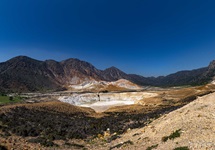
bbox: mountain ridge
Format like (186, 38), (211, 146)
(0, 56), (215, 92)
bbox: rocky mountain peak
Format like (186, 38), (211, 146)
(102, 66), (130, 81)
(45, 59), (58, 64)
(7, 55), (41, 63)
(104, 66), (125, 73)
(208, 60), (215, 70)
(60, 58), (97, 71)
(106, 66), (120, 70)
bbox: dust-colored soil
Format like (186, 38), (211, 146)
(106, 92), (215, 150)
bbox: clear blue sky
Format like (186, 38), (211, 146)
(1, 0), (215, 76)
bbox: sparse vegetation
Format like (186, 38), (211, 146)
(173, 146), (189, 150)
(65, 142), (85, 148)
(146, 144), (158, 150)
(0, 95), (22, 104)
(162, 129), (181, 142)
(0, 101), (176, 147)
(107, 134), (121, 142)
(110, 140), (133, 150)
(27, 137), (57, 147)
(0, 91), (200, 148)
(0, 85), (214, 149)
(9, 96), (14, 101)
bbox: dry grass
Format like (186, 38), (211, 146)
(0, 101), (95, 115)
(105, 104), (146, 114)
(104, 85), (128, 92)
(164, 88), (197, 100)
(106, 85), (214, 115)
(138, 97), (164, 106)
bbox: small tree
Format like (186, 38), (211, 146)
(9, 96), (14, 101)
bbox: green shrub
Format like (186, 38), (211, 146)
(9, 97), (14, 101)
(110, 140), (133, 150)
(161, 136), (169, 142)
(162, 129), (181, 142)
(174, 146), (189, 150)
(146, 144), (158, 150)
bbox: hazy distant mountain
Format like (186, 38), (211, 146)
(0, 56), (215, 92)
(129, 61), (215, 87)
(149, 61), (215, 86)
(152, 68), (209, 86)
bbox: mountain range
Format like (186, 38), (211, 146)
(0, 56), (215, 92)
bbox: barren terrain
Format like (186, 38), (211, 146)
(106, 91), (215, 150)
(58, 91), (158, 112)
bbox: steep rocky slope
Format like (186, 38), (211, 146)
(60, 58), (102, 85)
(0, 56), (103, 92)
(0, 56), (62, 92)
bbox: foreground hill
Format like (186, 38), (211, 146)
(1, 56), (215, 92)
(107, 91), (215, 150)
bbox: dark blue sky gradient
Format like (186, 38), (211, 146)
(1, 0), (215, 76)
